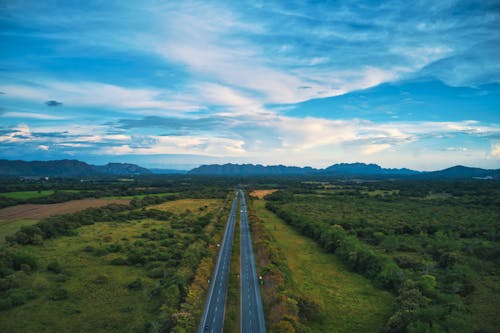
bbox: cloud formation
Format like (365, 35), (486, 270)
(0, 1), (499, 169)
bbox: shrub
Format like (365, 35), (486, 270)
(93, 274), (109, 284)
(32, 276), (50, 291)
(49, 288), (69, 300)
(47, 261), (63, 274)
(127, 278), (143, 290)
(83, 245), (95, 252)
(110, 257), (128, 265)
(0, 297), (13, 311)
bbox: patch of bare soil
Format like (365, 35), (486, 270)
(249, 189), (278, 199)
(0, 198), (130, 222)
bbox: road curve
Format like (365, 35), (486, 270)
(198, 192), (239, 333)
(239, 190), (266, 333)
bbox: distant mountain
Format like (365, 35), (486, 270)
(149, 168), (188, 175)
(324, 163), (419, 176)
(92, 163), (152, 175)
(0, 159), (152, 177)
(188, 162), (499, 179)
(188, 163), (317, 176)
(417, 165), (500, 179)
(187, 162), (416, 176)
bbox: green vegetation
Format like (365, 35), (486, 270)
(1, 176), (498, 332)
(224, 201), (241, 332)
(0, 188), (229, 332)
(0, 190), (56, 200)
(0, 219), (38, 245)
(265, 180), (500, 332)
(252, 199), (393, 332)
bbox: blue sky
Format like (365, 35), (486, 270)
(0, 0), (499, 170)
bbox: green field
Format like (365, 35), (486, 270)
(0, 191), (56, 200)
(253, 199), (393, 332)
(0, 197), (224, 332)
(0, 219), (39, 245)
(103, 192), (179, 200)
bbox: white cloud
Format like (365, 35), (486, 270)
(362, 143), (391, 155)
(490, 143), (500, 159)
(0, 123), (32, 143)
(0, 81), (201, 113)
(37, 145), (49, 150)
(102, 135), (245, 156)
(3, 112), (67, 120)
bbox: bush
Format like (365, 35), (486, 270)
(32, 276), (50, 291)
(83, 245), (95, 253)
(49, 288), (69, 301)
(47, 261), (62, 274)
(127, 278), (143, 290)
(7, 288), (36, 306)
(110, 257), (128, 265)
(93, 274), (109, 284)
(0, 297), (13, 311)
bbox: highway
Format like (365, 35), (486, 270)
(239, 190), (267, 333)
(198, 192), (239, 333)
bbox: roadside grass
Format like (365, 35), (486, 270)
(223, 202), (241, 332)
(253, 199), (394, 333)
(0, 219), (38, 245)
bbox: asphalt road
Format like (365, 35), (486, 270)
(198, 192), (239, 333)
(239, 190), (267, 333)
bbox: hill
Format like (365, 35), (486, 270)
(0, 159), (152, 177)
(416, 165), (500, 179)
(188, 162), (499, 179)
(324, 162), (419, 176)
(188, 162), (418, 177)
(188, 163), (316, 176)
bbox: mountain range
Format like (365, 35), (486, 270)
(0, 159), (151, 177)
(0, 159), (498, 179)
(188, 163), (499, 179)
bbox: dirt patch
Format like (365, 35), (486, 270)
(249, 189), (278, 199)
(0, 198), (130, 222)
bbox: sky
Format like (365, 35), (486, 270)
(0, 0), (499, 171)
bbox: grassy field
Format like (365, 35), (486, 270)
(252, 199), (393, 333)
(0, 190), (56, 199)
(149, 198), (221, 214)
(0, 219), (39, 245)
(0, 219), (162, 332)
(0, 197), (224, 333)
(103, 192), (179, 200)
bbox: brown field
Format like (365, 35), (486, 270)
(149, 198), (222, 214)
(0, 198), (130, 221)
(249, 189), (278, 199)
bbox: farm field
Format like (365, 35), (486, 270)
(0, 198), (130, 221)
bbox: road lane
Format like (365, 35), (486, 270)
(198, 192), (239, 333)
(239, 190), (266, 333)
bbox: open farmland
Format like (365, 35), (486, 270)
(0, 198), (130, 221)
